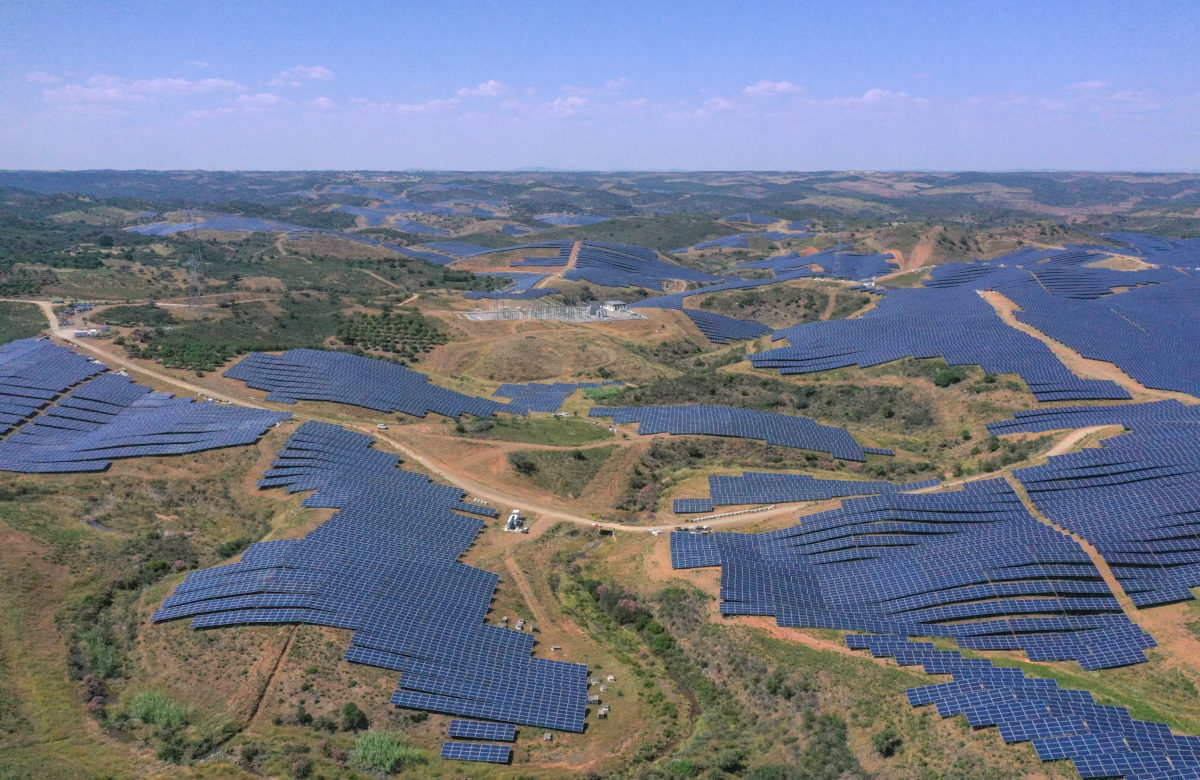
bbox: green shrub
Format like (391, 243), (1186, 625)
(128, 689), (193, 730)
(508, 451), (539, 475)
(347, 731), (425, 773)
(873, 726), (903, 757)
(668, 759), (701, 778)
(341, 702), (369, 732)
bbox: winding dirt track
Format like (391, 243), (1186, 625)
(980, 290), (1199, 404)
(5, 296), (1177, 539)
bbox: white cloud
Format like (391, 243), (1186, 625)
(457, 79), (508, 98)
(186, 60), (210, 69)
(824, 88), (913, 106)
(44, 75), (245, 103)
(351, 97), (461, 114)
(308, 96), (335, 110)
(604, 77), (632, 90)
(269, 64), (334, 87)
(237, 92), (291, 110)
(184, 106), (236, 120)
(548, 95), (587, 117)
(702, 97), (736, 112)
(26, 71), (61, 83)
(743, 79), (804, 97)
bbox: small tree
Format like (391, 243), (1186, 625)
(508, 451), (538, 475)
(872, 726), (903, 757)
(341, 702), (369, 732)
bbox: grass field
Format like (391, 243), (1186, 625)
(510, 445), (619, 498)
(465, 415), (613, 446)
(0, 302), (46, 341)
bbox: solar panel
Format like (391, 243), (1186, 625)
(850, 633), (1200, 778)
(224, 350), (511, 419)
(440, 741), (512, 763)
(154, 422), (589, 732)
(590, 405), (882, 461)
(448, 720), (517, 741)
(671, 480), (1155, 670)
(0, 369), (290, 473)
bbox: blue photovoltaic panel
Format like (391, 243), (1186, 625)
(464, 272), (560, 300)
(448, 720), (517, 741)
(675, 471), (939, 508)
(0, 369), (289, 473)
(1003, 405), (1200, 608)
(491, 381), (622, 413)
(736, 247), (898, 281)
(850, 635), (1200, 780)
(0, 338), (106, 435)
(721, 212), (776, 225)
(671, 480), (1155, 670)
(225, 349), (511, 419)
(440, 742), (512, 763)
(534, 213), (609, 226)
(562, 241), (724, 290)
(589, 405), (881, 461)
(681, 309), (771, 344)
(154, 422), (588, 732)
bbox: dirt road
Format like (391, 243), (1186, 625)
(980, 291), (1198, 404)
(5, 296), (1159, 538)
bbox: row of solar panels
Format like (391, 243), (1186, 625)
(851, 634), (1200, 780)
(154, 421), (589, 732)
(0, 339), (289, 474)
(590, 404), (882, 462)
(670, 479), (1156, 670)
(673, 472), (940, 511)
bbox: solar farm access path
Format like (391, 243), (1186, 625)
(5, 297), (815, 533)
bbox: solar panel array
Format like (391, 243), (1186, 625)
(491, 381), (623, 413)
(471, 240), (575, 259)
(440, 742), (512, 763)
(681, 309), (772, 344)
(414, 241), (493, 259)
(512, 245), (572, 267)
(153, 422), (589, 731)
(0, 338), (105, 435)
(1005, 407), (1200, 608)
(534, 213), (609, 226)
(630, 275), (777, 310)
(0, 373), (290, 473)
(1006, 273), (1200, 397)
(225, 350), (509, 419)
(914, 242), (1198, 396)
(851, 635), (1200, 780)
(672, 498), (715, 514)
(673, 471), (939, 509)
(752, 284), (1131, 402)
(464, 272), (559, 300)
(448, 719), (517, 741)
(986, 400), (1200, 436)
(1102, 231), (1200, 267)
(682, 234), (750, 251)
(589, 405), (881, 461)
(670, 480), (1156, 670)
(392, 246), (459, 265)
(721, 213), (776, 225)
(736, 247), (897, 281)
(741, 238), (1200, 402)
(564, 241), (724, 290)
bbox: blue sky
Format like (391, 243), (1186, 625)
(2, 0), (1197, 170)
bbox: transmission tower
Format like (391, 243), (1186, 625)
(187, 245), (206, 307)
